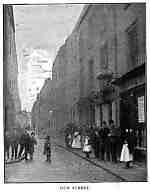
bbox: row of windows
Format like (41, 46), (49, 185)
(87, 19), (141, 81)
(9, 79), (17, 89)
(52, 71), (65, 81)
(98, 19), (139, 71)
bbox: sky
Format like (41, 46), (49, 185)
(13, 4), (84, 112)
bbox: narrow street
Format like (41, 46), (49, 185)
(4, 4), (147, 184)
(5, 138), (122, 183)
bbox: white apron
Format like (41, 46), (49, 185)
(72, 135), (81, 148)
(83, 137), (92, 152)
(120, 143), (133, 162)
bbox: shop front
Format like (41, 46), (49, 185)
(113, 63), (146, 159)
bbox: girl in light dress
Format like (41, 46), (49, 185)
(120, 139), (133, 168)
(71, 132), (82, 149)
(120, 129), (136, 168)
(83, 135), (92, 158)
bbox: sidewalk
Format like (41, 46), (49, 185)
(5, 156), (25, 164)
(53, 136), (147, 182)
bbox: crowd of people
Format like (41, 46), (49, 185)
(5, 120), (137, 168)
(5, 128), (37, 162)
(65, 120), (137, 168)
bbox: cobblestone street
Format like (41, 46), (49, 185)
(5, 138), (123, 183)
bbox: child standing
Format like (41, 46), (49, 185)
(120, 139), (133, 168)
(43, 136), (51, 163)
(83, 135), (92, 158)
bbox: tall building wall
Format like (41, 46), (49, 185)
(38, 3), (146, 146)
(4, 5), (21, 131)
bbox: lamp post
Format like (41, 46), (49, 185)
(36, 93), (40, 137)
(49, 110), (53, 135)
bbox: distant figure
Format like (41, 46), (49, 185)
(10, 129), (19, 160)
(4, 131), (11, 161)
(18, 129), (30, 160)
(29, 132), (37, 160)
(43, 136), (51, 163)
(22, 129), (31, 161)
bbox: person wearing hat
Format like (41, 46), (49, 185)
(4, 131), (11, 161)
(29, 132), (37, 160)
(43, 136), (51, 163)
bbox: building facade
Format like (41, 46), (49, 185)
(31, 4), (146, 150)
(3, 5), (21, 131)
(50, 3), (146, 148)
(113, 3), (146, 149)
(31, 78), (53, 136)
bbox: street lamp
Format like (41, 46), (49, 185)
(49, 110), (53, 131)
(36, 93), (41, 137)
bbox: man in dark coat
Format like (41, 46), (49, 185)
(43, 136), (51, 162)
(10, 129), (20, 160)
(18, 129), (26, 159)
(91, 128), (100, 158)
(29, 132), (37, 160)
(99, 121), (110, 161)
(4, 131), (11, 161)
(18, 129), (31, 160)
(109, 120), (119, 163)
(127, 129), (137, 158)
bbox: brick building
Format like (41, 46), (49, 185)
(3, 5), (21, 131)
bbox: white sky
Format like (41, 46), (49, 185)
(13, 4), (84, 111)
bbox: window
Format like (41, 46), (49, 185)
(100, 43), (108, 69)
(89, 59), (94, 89)
(138, 96), (145, 123)
(127, 21), (138, 67)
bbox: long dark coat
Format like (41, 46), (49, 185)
(127, 134), (137, 154)
(43, 141), (51, 157)
(23, 134), (31, 152)
(29, 136), (37, 154)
